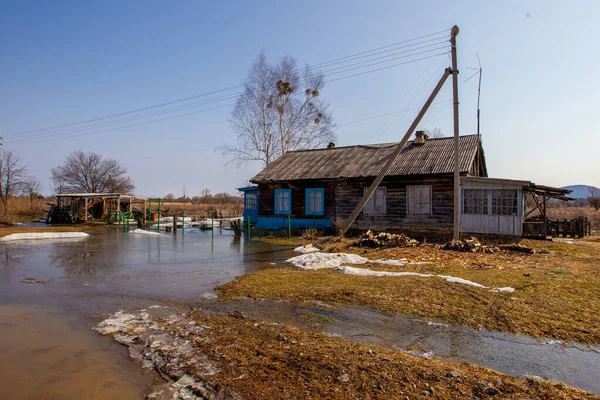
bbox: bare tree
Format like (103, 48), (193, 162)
(23, 176), (43, 211)
(0, 150), (28, 215)
(51, 151), (134, 194)
(164, 193), (175, 201)
(588, 187), (600, 211)
(220, 52), (336, 167)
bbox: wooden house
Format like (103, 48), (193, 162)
(242, 132), (571, 237)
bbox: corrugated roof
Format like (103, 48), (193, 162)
(251, 135), (482, 182)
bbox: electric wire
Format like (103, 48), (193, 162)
(5, 28), (451, 138)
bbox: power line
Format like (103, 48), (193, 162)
(9, 51), (450, 144)
(10, 42), (449, 141)
(4, 28), (450, 137)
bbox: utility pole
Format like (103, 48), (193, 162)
(450, 25), (461, 241)
(476, 54), (482, 137)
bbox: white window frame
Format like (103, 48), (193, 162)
(491, 189), (518, 216)
(463, 189), (488, 215)
(363, 187), (387, 215)
(407, 185), (432, 216)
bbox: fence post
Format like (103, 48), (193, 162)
(182, 212), (185, 235)
(288, 215), (291, 238)
(247, 216), (251, 239)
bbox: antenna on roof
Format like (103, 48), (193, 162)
(465, 54), (483, 137)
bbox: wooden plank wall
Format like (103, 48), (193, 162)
(334, 175), (455, 230)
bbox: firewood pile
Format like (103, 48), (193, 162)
(441, 237), (536, 255)
(355, 230), (419, 248)
(441, 237), (496, 253)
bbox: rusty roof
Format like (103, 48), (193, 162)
(251, 135), (483, 182)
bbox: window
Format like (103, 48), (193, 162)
(407, 185), (431, 215)
(364, 187), (386, 215)
(274, 189), (291, 214)
(463, 189), (488, 214)
(245, 192), (257, 210)
(305, 188), (324, 216)
(492, 189), (518, 215)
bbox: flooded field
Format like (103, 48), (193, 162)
(1, 226), (599, 398)
(0, 227), (295, 399)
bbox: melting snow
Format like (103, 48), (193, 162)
(287, 252), (514, 293)
(287, 252), (407, 270)
(0, 232), (89, 241)
(130, 229), (162, 236)
(293, 246), (322, 254)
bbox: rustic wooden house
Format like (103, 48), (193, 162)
(243, 133), (571, 237)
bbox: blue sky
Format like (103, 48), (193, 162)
(1, 0), (598, 197)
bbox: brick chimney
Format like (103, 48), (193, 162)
(327, 142), (335, 149)
(414, 130), (427, 145)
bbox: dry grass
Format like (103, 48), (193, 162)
(157, 311), (597, 399)
(220, 237), (600, 345)
(0, 196), (50, 224)
(547, 205), (600, 235)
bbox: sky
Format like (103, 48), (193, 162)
(1, 0), (599, 197)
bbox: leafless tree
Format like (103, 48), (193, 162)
(0, 150), (28, 215)
(219, 52), (336, 167)
(588, 187), (600, 211)
(23, 176), (43, 210)
(51, 151), (134, 194)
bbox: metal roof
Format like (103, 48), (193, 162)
(252, 135), (483, 182)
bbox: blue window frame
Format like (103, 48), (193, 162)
(274, 189), (291, 215)
(305, 188), (324, 216)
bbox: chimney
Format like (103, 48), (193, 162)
(414, 130), (427, 145)
(327, 142), (335, 149)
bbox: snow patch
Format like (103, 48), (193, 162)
(0, 232), (89, 242)
(287, 252), (514, 293)
(130, 229), (162, 236)
(293, 245), (321, 254)
(287, 252), (407, 270)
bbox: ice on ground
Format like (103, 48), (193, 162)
(293, 245), (321, 254)
(287, 252), (514, 292)
(130, 229), (162, 236)
(0, 232), (89, 242)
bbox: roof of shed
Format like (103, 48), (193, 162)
(251, 134), (482, 182)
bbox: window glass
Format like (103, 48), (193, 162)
(274, 189), (291, 214)
(492, 189), (518, 215)
(463, 189), (488, 214)
(306, 188), (324, 215)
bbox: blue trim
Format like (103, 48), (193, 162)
(256, 217), (332, 230)
(238, 186), (258, 192)
(305, 188), (325, 216)
(274, 189), (292, 215)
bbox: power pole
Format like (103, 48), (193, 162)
(450, 25), (461, 241)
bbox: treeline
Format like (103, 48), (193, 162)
(162, 190), (242, 205)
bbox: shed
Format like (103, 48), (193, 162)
(52, 193), (148, 223)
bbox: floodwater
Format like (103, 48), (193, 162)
(0, 227), (296, 399)
(1, 226), (600, 398)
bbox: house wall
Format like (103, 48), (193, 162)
(334, 175), (456, 231)
(460, 180), (524, 236)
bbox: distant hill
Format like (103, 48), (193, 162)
(562, 185), (598, 199)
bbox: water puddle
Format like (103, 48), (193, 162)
(0, 304), (155, 399)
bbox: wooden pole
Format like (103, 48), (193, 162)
(451, 25), (461, 241)
(340, 68), (452, 236)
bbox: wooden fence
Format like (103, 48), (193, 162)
(523, 217), (591, 238)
